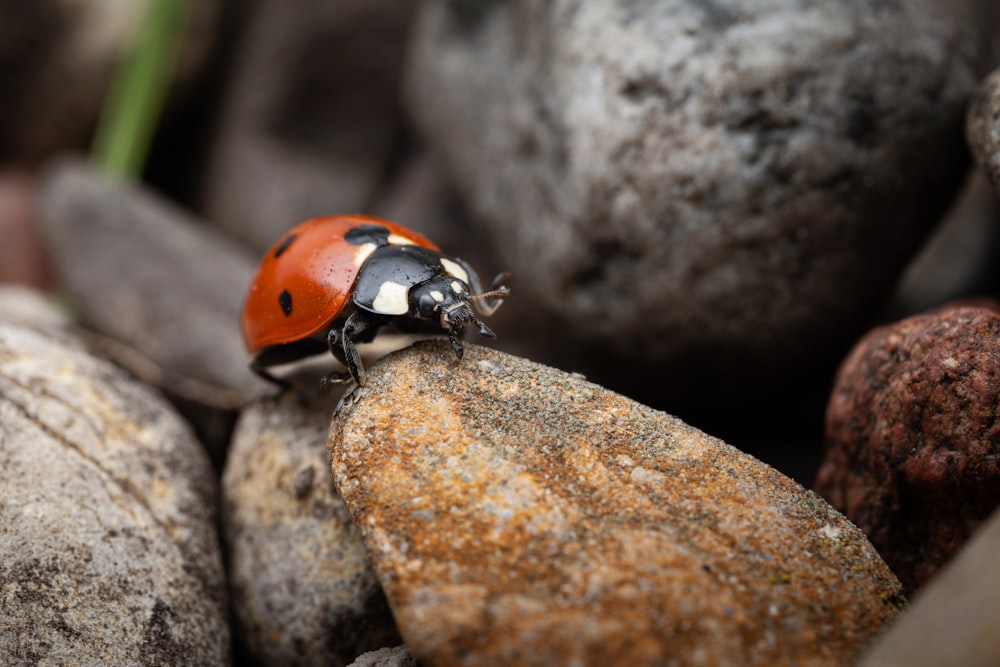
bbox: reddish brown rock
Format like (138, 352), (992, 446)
(331, 341), (903, 667)
(817, 305), (1000, 592)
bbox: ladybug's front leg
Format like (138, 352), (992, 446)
(340, 311), (381, 386)
(319, 328), (352, 390)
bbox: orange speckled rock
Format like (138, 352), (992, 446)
(329, 341), (903, 667)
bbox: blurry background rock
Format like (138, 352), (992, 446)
(405, 0), (997, 408)
(882, 172), (1000, 320)
(816, 304), (1000, 594)
(202, 0), (418, 251)
(37, 159), (268, 462)
(968, 65), (1000, 197)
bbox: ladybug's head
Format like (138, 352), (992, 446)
(409, 274), (510, 356)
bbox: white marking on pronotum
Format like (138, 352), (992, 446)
(429, 290), (445, 302)
(440, 258), (469, 284)
(371, 281), (410, 315)
(353, 243), (377, 268)
(387, 233), (418, 246)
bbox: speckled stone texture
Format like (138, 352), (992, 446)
(406, 0), (996, 392)
(223, 396), (400, 666)
(348, 645), (416, 667)
(816, 305), (1000, 593)
(330, 341), (903, 667)
(0, 324), (229, 665)
(968, 67), (1000, 197)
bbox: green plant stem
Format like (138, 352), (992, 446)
(91, 0), (190, 179)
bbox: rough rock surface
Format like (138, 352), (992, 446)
(0, 325), (229, 665)
(407, 0), (994, 389)
(859, 505), (1000, 667)
(223, 395), (400, 666)
(347, 645), (416, 667)
(968, 66), (1000, 197)
(817, 305), (1000, 593)
(330, 341), (903, 667)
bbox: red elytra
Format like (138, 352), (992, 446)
(241, 214), (438, 353)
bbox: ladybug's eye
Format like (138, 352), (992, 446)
(410, 278), (461, 319)
(417, 291), (442, 316)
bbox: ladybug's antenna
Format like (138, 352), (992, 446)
(468, 272), (510, 317)
(469, 286), (510, 303)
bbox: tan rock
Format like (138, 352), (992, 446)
(330, 341), (904, 666)
(223, 395), (400, 665)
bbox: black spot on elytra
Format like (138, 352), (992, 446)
(273, 233), (298, 258)
(279, 289), (293, 316)
(344, 224), (391, 247)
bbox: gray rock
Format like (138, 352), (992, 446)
(0, 285), (69, 331)
(331, 340), (904, 666)
(0, 324), (229, 665)
(407, 0), (995, 390)
(968, 66), (1000, 198)
(203, 0), (417, 251)
(347, 646), (415, 667)
(859, 505), (1000, 667)
(37, 159), (268, 410)
(223, 396), (400, 666)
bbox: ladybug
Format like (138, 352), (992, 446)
(241, 214), (509, 387)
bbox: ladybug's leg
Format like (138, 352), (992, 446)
(249, 361), (292, 390)
(320, 328), (351, 389)
(341, 310), (382, 386)
(446, 320), (468, 359)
